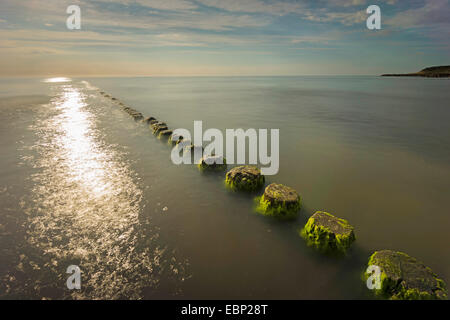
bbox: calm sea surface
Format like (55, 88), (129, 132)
(0, 76), (449, 299)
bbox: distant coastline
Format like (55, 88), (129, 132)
(382, 66), (450, 78)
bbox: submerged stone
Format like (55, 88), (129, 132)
(125, 108), (143, 120)
(144, 116), (156, 124)
(197, 155), (227, 171)
(152, 125), (168, 135)
(150, 121), (169, 134)
(365, 250), (448, 300)
(225, 166), (265, 192)
(256, 183), (301, 220)
(130, 111), (143, 120)
(151, 121), (166, 129)
(301, 211), (355, 254)
(158, 129), (173, 140)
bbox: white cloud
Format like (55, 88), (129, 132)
(197, 0), (304, 15)
(386, 0), (449, 27)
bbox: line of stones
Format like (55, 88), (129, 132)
(99, 90), (448, 300)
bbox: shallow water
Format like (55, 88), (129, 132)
(0, 76), (449, 299)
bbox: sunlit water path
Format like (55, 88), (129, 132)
(2, 80), (187, 299)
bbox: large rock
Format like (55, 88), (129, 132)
(365, 250), (448, 300)
(197, 155), (227, 171)
(301, 211), (355, 254)
(151, 122), (168, 134)
(225, 166), (265, 192)
(158, 129), (173, 140)
(150, 121), (166, 128)
(143, 116), (156, 124)
(256, 183), (301, 219)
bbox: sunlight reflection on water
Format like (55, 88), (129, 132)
(20, 82), (186, 299)
(42, 77), (72, 83)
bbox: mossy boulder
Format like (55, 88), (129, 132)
(225, 166), (265, 192)
(197, 155), (227, 171)
(151, 122), (168, 134)
(158, 129), (173, 140)
(256, 183), (301, 220)
(301, 211), (355, 254)
(151, 121), (166, 128)
(364, 250), (447, 300)
(143, 116), (156, 124)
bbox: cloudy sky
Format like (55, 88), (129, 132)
(0, 0), (448, 76)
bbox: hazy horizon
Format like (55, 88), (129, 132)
(1, 0), (449, 77)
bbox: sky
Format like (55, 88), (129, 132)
(0, 0), (448, 76)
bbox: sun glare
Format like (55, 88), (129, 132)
(43, 77), (72, 83)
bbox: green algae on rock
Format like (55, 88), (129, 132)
(364, 250), (448, 300)
(197, 155), (227, 171)
(225, 166), (265, 192)
(256, 183), (301, 220)
(301, 211), (355, 254)
(158, 129), (173, 140)
(150, 121), (166, 129)
(151, 122), (168, 135)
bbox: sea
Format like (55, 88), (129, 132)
(0, 75), (449, 299)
